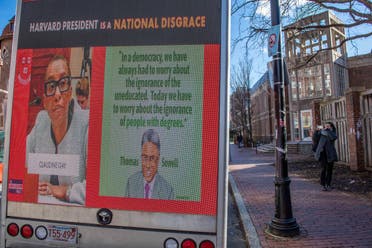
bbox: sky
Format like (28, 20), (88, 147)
(230, 0), (372, 85)
(1, 0), (371, 86)
(0, 0), (16, 32)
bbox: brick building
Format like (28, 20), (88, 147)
(250, 72), (274, 144)
(284, 11), (348, 141)
(249, 11), (372, 171)
(0, 16), (14, 129)
(345, 54), (372, 170)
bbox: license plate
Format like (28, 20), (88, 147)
(46, 225), (78, 244)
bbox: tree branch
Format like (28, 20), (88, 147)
(284, 19), (371, 32)
(310, 0), (372, 19)
(290, 31), (372, 69)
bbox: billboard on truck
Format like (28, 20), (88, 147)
(1, 0), (229, 247)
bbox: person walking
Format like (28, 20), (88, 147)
(237, 133), (243, 149)
(314, 122), (338, 191)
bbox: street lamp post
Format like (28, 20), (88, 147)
(267, 0), (300, 237)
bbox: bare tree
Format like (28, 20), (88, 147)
(230, 57), (253, 146)
(232, 0), (372, 60)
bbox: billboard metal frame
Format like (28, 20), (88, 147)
(1, 0), (230, 247)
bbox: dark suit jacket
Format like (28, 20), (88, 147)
(125, 171), (174, 200)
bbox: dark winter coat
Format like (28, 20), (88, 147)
(312, 130), (321, 152)
(314, 129), (338, 163)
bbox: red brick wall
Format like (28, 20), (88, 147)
(312, 101), (321, 128)
(346, 54), (372, 170)
(345, 90), (364, 170)
(348, 65), (372, 90)
(251, 84), (274, 143)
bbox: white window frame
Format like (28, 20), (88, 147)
(300, 109), (312, 140)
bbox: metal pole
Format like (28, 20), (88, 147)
(267, 0), (300, 237)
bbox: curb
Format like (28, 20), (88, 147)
(229, 174), (261, 248)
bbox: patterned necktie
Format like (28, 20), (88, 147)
(145, 183), (150, 199)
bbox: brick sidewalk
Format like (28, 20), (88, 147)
(229, 144), (372, 248)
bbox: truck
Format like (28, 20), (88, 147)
(1, 0), (229, 247)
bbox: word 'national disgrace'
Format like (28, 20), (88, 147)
(114, 16), (206, 30)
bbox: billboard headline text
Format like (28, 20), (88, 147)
(29, 16), (206, 33)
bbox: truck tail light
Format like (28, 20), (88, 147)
(35, 226), (48, 240)
(7, 223), (19, 237)
(164, 237), (179, 248)
(181, 238), (196, 248)
(20, 224), (33, 239)
(199, 240), (215, 248)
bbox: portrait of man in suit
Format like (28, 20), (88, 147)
(125, 129), (174, 200)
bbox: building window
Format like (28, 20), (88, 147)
(298, 65), (322, 99)
(0, 114), (3, 130)
(362, 94), (372, 114)
(334, 63), (346, 96)
(300, 110), (312, 140)
(324, 63), (331, 96)
(334, 33), (344, 55)
(312, 44), (320, 53)
(295, 38), (301, 56)
(311, 35), (320, 53)
(0, 100), (5, 130)
(290, 70), (297, 100)
(292, 112), (300, 141)
(321, 34), (328, 49)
